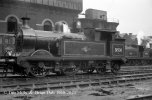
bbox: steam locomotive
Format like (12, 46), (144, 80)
(0, 17), (126, 77)
(125, 44), (152, 66)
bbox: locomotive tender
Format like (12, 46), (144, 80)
(0, 17), (126, 77)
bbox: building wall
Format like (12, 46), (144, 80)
(18, 0), (83, 11)
(76, 8), (119, 41)
(0, 0), (82, 33)
(79, 19), (119, 31)
(85, 9), (107, 20)
(121, 33), (138, 45)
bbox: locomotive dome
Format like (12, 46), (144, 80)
(55, 22), (65, 33)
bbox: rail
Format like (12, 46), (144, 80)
(1, 72), (152, 94)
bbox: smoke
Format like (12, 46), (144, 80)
(137, 31), (144, 45)
(136, 30), (151, 48)
(146, 37), (152, 48)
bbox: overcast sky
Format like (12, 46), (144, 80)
(83, 0), (152, 36)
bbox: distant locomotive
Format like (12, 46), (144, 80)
(125, 44), (152, 66)
(0, 17), (126, 77)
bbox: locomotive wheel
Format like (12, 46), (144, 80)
(96, 67), (106, 74)
(30, 62), (48, 77)
(96, 63), (106, 74)
(63, 63), (79, 76)
(55, 71), (64, 76)
(83, 68), (94, 74)
(111, 63), (120, 74)
(86, 68), (94, 74)
(63, 68), (77, 76)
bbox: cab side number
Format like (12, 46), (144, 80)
(115, 48), (122, 52)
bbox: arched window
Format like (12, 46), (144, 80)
(7, 17), (17, 33)
(44, 21), (53, 31)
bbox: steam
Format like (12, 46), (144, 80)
(146, 37), (152, 48)
(136, 31), (151, 48)
(137, 31), (144, 45)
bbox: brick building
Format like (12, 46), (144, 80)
(76, 9), (119, 41)
(120, 33), (138, 45)
(0, 0), (120, 44)
(0, 0), (83, 34)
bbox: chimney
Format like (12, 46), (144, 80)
(21, 17), (30, 29)
(129, 33), (132, 36)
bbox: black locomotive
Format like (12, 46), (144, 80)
(125, 44), (152, 66)
(0, 17), (126, 77)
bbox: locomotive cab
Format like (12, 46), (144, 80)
(94, 30), (125, 57)
(94, 30), (113, 56)
(91, 29), (126, 73)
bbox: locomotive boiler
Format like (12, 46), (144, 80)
(1, 17), (126, 77)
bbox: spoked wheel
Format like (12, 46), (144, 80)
(111, 63), (120, 74)
(96, 63), (106, 74)
(55, 71), (64, 76)
(83, 67), (94, 74)
(86, 68), (94, 74)
(30, 62), (49, 77)
(63, 63), (79, 76)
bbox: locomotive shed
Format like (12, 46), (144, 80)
(0, 0), (152, 100)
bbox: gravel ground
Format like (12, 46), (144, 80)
(1, 79), (152, 100)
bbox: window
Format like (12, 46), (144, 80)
(7, 17), (17, 33)
(44, 21), (53, 31)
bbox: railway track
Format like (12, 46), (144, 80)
(127, 94), (152, 100)
(1, 72), (152, 95)
(121, 65), (152, 70)
(0, 65), (152, 96)
(0, 69), (152, 87)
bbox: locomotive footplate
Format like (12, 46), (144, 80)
(19, 56), (111, 62)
